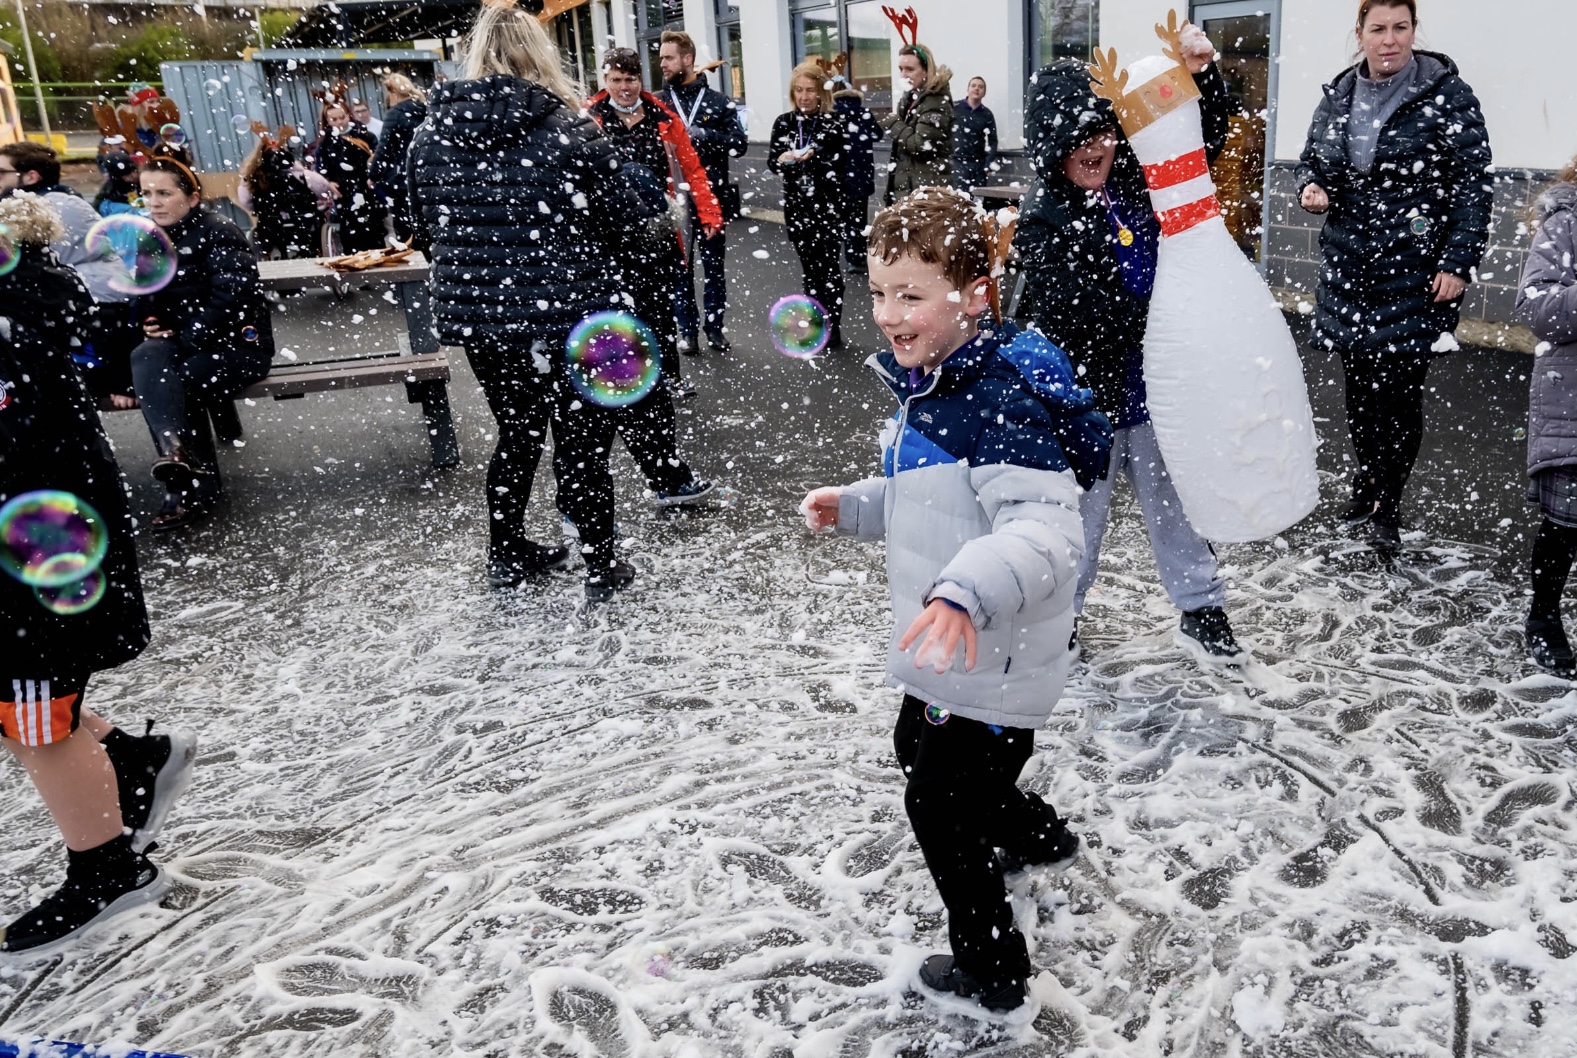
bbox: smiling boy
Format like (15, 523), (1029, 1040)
(802, 187), (1111, 1012)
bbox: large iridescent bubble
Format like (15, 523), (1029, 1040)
(0, 491), (109, 589)
(84, 215), (177, 296)
(768, 295), (830, 359)
(565, 312), (663, 408)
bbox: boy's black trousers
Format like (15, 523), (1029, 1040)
(895, 694), (1068, 989)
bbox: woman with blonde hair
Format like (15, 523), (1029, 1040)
(407, 0), (657, 602)
(769, 60), (849, 348)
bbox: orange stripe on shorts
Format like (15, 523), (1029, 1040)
(1, 679), (79, 747)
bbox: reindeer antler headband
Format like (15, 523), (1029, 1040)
(881, 6), (931, 70)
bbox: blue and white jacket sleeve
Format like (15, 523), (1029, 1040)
(836, 477), (888, 542)
(924, 398), (1084, 626)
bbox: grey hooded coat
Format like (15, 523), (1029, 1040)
(1519, 182), (1577, 478)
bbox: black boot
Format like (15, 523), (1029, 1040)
(0, 835), (164, 955)
(917, 954), (1026, 1012)
(584, 547), (636, 604)
(487, 540), (572, 589)
(1178, 606), (1246, 666)
(1527, 616), (1576, 677)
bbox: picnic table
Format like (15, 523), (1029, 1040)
(251, 253), (459, 469)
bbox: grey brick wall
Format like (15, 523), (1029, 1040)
(1263, 161), (1555, 326)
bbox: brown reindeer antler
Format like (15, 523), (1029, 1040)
(1156, 9), (1186, 67)
(833, 53), (848, 76)
(881, 6), (920, 47)
(92, 102), (121, 140)
(1088, 47), (1128, 104)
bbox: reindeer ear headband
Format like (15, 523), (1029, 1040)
(881, 6), (931, 70)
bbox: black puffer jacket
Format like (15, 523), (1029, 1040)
(662, 79), (748, 196)
(130, 210), (274, 387)
(1017, 60), (1233, 422)
(0, 248), (150, 675)
(408, 76), (651, 347)
(370, 98), (428, 242)
(1295, 51), (1492, 357)
(768, 110), (848, 239)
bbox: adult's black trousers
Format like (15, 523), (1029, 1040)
(1340, 347), (1433, 520)
(786, 213), (844, 334)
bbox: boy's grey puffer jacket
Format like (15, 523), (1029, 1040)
(835, 323), (1111, 729)
(1520, 182), (1577, 478)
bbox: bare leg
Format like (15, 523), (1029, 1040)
(3, 731), (123, 851)
(79, 709), (115, 741)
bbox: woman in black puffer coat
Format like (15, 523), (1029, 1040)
(1296, 0), (1492, 547)
(407, 2), (655, 602)
(769, 62), (850, 349)
(368, 74), (428, 248)
(130, 157), (274, 530)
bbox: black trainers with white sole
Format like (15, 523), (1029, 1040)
(102, 722), (198, 852)
(917, 954), (1026, 1012)
(0, 836), (166, 957)
(1177, 606), (1246, 666)
(656, 479), (715, 508)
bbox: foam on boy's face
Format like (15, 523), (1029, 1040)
(867, 251), (991, 373)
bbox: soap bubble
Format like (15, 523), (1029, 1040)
(202, 78), (223, 96)
(1513, 427), (1528, 442)
(84, 216), (177, 296)
(35, 568), (107, 615)
(768, 295), (830, 359)
(0, 225), (17, 278)
(924, 703), (951, 726)
(0, 491), (109, 589)
(231, 113), (252, 133)
(159, 122), (187, 146)
(565, 312), (662, 408)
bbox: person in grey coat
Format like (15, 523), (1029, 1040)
(1517, 164), (1577, 676)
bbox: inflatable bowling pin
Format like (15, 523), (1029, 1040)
(1090, 14), (1319, 543)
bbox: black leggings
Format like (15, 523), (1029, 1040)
(1340, 348), (1433, 519)
(465, 342), (623, 563)
(1531, 518), (1577, 621)
(787, 215), (844, 332)
(894, 695), (1068, 989)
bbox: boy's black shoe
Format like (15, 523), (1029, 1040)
(1178, 607), (1246, 666)
(0, 836), (166, 957)
(1527, 616), (1577, 677)
(1000, 828), (1081, 876)
(1340, 497), (1377, 527)
(917, 954), (1026, 1012)
(486, 542), (572, 588)
(1367, 514), (1402, 553)
(705, 328), (731, 353)
(585, 559), (637, 604)
(101, 722), (198, 852)
(677, 334), (700, 356)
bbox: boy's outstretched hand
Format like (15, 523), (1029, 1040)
(801, 488), (841, 532)
(900, 599), (978, 673)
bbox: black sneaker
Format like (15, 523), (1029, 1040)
(667, 377), (697, 401)
(917, 954), (1026, 1012)
(487, 542), (572, 588)
(1367, 514), (1402, 553)
(102, 722), (198, 852)
(1178, 607), (1246, 666)
(1000, 828), (1081, 877)
(1527, 616), (1576, 677)
(655, 479), (715, 508)
(585, 559), (637, 604)
(1340, 498), (1378, 527)
(705, 328), (731, 353)
(0, 837), (166, 957)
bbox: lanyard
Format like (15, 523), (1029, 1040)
(1101, 188), (1136, 248)
(796, 114), (812, 150)
(670, 84), (706, 129)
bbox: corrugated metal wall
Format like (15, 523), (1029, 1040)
(161, 55), (452, 173)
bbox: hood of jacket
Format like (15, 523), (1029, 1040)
(915, 64), (953, 99)
(1533, 181), (1577, 229)
(425, 75), (571, 151)
(1025, 59), (1117, 175)
(832, 85), (865, 105)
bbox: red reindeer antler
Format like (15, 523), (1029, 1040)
(881, 5), (920, 46)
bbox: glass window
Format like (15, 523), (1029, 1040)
(845, 2), (894, 114)
(721, 22), (745, 100)
(795, 6), (841, 68)
(1030, 0), (1098, 66)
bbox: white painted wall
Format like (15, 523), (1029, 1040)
(1100, 0), (1577, 171)
(736, 1), (792, 141)
(901, 0), (1026, 149)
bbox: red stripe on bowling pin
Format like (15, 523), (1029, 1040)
(1142, 147), (1220, 237)
(1143, 149), (1209, 190)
